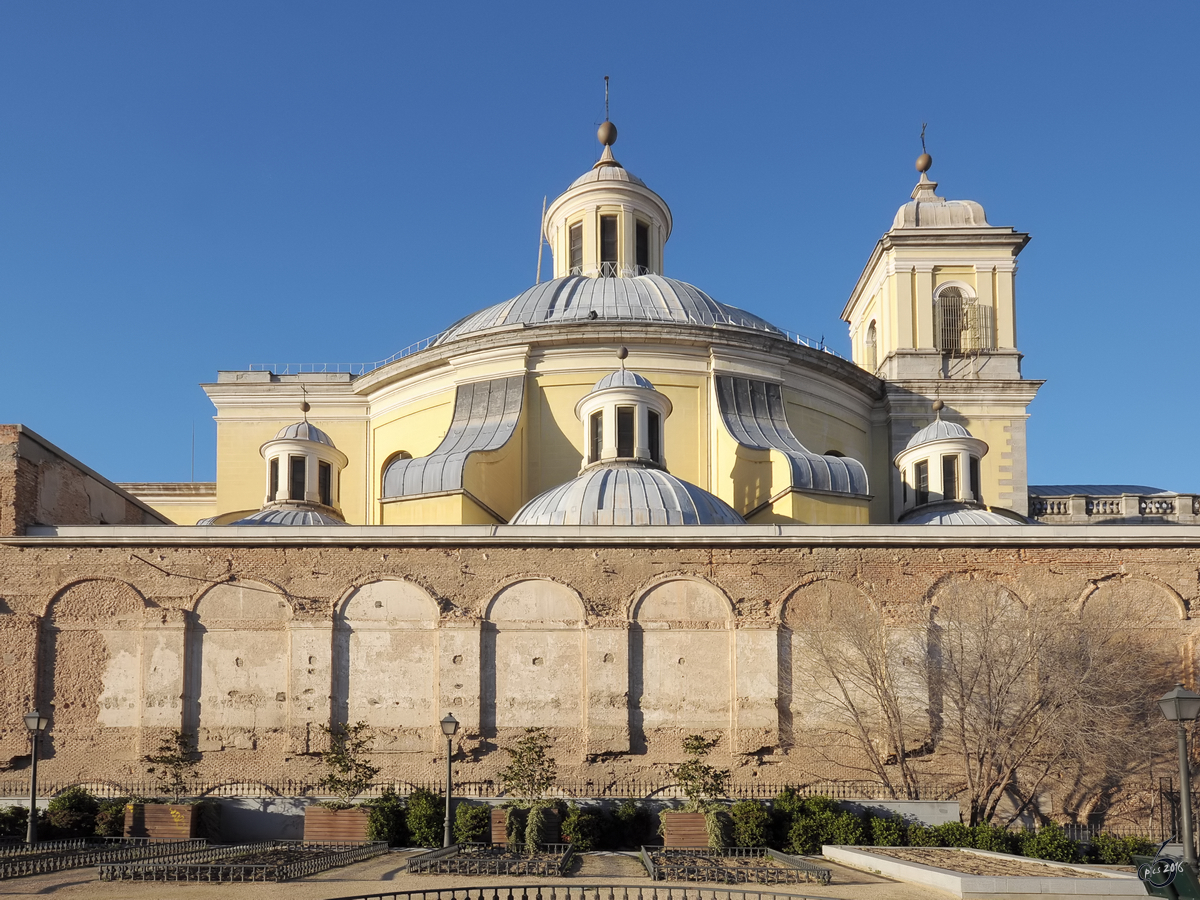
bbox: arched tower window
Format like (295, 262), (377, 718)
(934, 286), (993, 354)
(864, 320), (878, 372)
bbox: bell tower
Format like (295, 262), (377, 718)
(841, 146), (1042, 518)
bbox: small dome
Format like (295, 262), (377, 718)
(901, 504), (1021, 526)
(569, 164), (647, 190)
(229, 507), (347, 526)
(511, 462), (745, 526)
(592, 369), (656, 393)
(906, 418), (973, 449)
(893, 174), (989, 229)
(436, 275), (783, 345)
(272, 421), (337, 447)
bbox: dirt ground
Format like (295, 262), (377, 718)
(0, 852), (949, 900)
(867, 847), (1118, 879)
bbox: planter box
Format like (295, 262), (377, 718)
(123, 803), (200, 840)
(489, 807), (562, 845)
(304, 806), (370, 842)
(661, 811), (709, 848)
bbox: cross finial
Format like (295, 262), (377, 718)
(604, 75), (610, 121)
(920, 123), (927, 154)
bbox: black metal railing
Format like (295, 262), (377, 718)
(323, 886), (842, 900)
(98, 839), (388, 882)
(406, 842), (574, 877)
(640, 847), (831, 885)
(0, 837), (207, 880)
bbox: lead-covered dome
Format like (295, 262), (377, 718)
(901, 505), (1020, 526)
(436, 275), (783, 345)
(592, 369), (656, 393)
(906, 417), (974, 449)
(511, 462), (745, 526)
(229, 507), (347, 526)
(893, 174), (989, 229)
(272, 421), (337, 447)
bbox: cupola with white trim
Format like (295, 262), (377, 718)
(574, 348), (672, 471)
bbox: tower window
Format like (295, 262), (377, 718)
(289, 456), (306, 501)
(864, 320), (878, 372)
(589, 411), (602, 463)
(969, 456), (981, 502)
(616, 406), (634, 458)
(569, 222), (583, 274)
(934, 286), (994, 354)
(600, 215), (618, 275)
(319, 461), (332, 506)
(636, 221), (649, 274)
(942, 455), (958, 502)
(915, 460), (929, 506)
(269, 457), (279, 502)
(648, 409), (661, 463)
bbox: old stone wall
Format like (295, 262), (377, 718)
(0, 535), (1196, 810)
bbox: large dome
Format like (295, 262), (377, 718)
(436, 275), (783, 345)
(511, 461), (745, 526)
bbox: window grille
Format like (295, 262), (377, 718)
(589, 411), (602, 463)
(289, 456), (306, 501)
(600, 215), (618, 268)
(319, 461), (332, 506)
(636, 221), (649, 272)
(616, 406), (634, 458)
(864, 321), (878, 372)
(648, 409), (661, 464)
(269, 458), (279, 502)
(569, 223), (583, 274)
(915, 460), (929, 507)
(942, 455), (958, 502)
(933, 287), (993, 354)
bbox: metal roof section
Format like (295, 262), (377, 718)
(227, 508), (347, 526)
(271, 421), (338, 447)
(906, 418), (974, 449)
(900, 505), (1021, 526)
(382, 375), (524, 497)
(510, 461), (745, 526)
(1029, 484), (1169, 496)
(591, 369), (656, 393)
(715, 375), (870, 496)
(435, 275), (783, 345)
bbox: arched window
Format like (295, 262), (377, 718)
(934, 286), (993, 354)
(864, 321), (877, 372)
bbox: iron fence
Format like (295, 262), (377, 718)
(0, 837), (206, 880)
(322, 886), (842, 900)
(407, 842), (574, 877)
(642, 848), (830, 886)
(98, 839), (388, 883)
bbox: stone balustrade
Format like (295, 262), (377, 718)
(1028, 492), (1199, 524)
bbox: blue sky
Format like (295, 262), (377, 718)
(1, 2), (1197, 490)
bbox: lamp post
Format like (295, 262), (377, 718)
(440, 713), (459, 848)
(1158, 683), (1200, 867)
(23, 710), (48, 846)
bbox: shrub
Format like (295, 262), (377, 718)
(1086, 832), (1156, 865)
(971, 823), (1017, 853)
(406, 788), (443, 848)
(675, 735), (730, 811)
(562, 803), (602, 851)
(366, 789), (408, 846)
(704, 807), (733, 848)
(866, 813), (904, 847)
(1021, 823), (1078, 862)
(934, 821), (972, 848)
(731, 800), (771, 847)
(612, 799), (653, 848)
(144, 730), (200, 803)
(907, 823), (939, 846)
(771, 788), (804, 849)
(825, 810), (864, 846)
(525, 802), (554, 854)
(504, 805), (528, 845)
(788, 813), (824, 855)
(94, 798), (129, 837)
(454, 802), (491, 844)
(499, 728), (558, 806)
(44, 787), (99, 838)
(0, 806), (28, 838)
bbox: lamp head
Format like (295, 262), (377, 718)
(23, 709), (47, 733)
(440, 712), (459, 737)
(1158, 683), (1200, 722)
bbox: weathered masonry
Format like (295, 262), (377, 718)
(1, 525), (1196, 789)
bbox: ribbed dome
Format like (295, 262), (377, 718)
(272, 421), (337, 447)
(569, 164), (647, 189)
(511, 462), (745, 526)
(592, 369), (656, 393)
(906, 418), (973, 449)
(893, 174), (989, 229)
(901, 504), (1021, 526)
(229, 507), (347, 526)
(435, 275), (783, 345)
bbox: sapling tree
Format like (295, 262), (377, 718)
(144, 730), (200, 803)
(675, 734), (730, 811)
(318, 721), (380, 806)
(499, 727), (558, 854)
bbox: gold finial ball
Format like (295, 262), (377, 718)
(597, 120), (618, 146)
(300, 401), (311, 413)
(617, 346), (629, 361)
(931, 399), (944, 413)
(916, 153), (933, 173)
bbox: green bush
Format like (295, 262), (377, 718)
(825, 810), (864, 846)
(44, 787), (99, 838)
(907, 823), (939, 846)
(771, 788), (804, 849)
(1086, 832), (1156, 865)
(934, 821), (972, 847)
(611, 800), (653, 848)
(454, 802), (491, 844)
(525, 802), (554, 854)
(366, 789), (407, 846)
(730, 800), (771, 847)
(788, 813), (824, 855)
(94, 798), (129, 837)
(971, 823), (1017, 853)
(504, 805), (527, 845)
(406, 788), (443, 848)
(1020, 823), (1078, 862)
(704, 807), (733, 848)
(562, 803), (602, 851)
(0, 806), (27, 838)
(866, 813), (905, 847)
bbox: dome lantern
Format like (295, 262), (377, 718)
(256, 413), (349, 517)
(543, 121), (672, 280)
(574, 350), (673, 472)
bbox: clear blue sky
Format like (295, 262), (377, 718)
(2, 2), (1197, 490)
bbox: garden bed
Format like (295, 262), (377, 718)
(97, 839), (387, 882)
(406, 842), (574, 877)
(0, 837), (207, 879)
(641, 846), (831, 885)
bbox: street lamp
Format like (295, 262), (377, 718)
(23, 710), (48, 846)
(440, 713), (459, 848)
(1158, 683), (1200, 866)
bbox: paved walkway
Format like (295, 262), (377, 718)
(0, 852), (947, 900)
